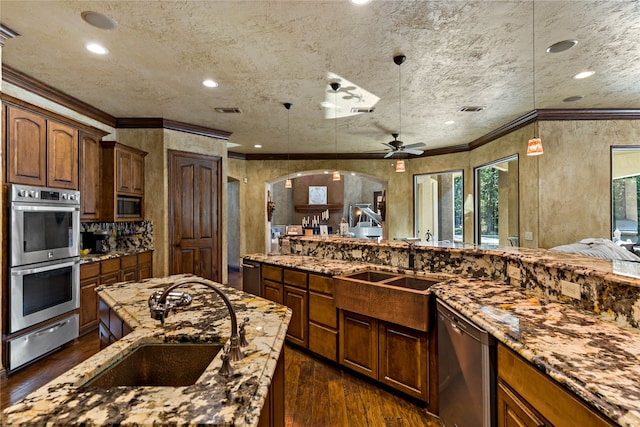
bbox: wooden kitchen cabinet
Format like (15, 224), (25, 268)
(308, 273), (339, 362)
(79, 262), (101, 335)
(100, 258), (121, 285)
(6, 105), (47, 186)
(283, 269), (308, 347)
(339, 309), (429, 401)
(258, 349), (285, 427)
(497, 343), (616, 427)
(79, 130), (104, 220)
(138, 251), (153, 279)
(99, 298), (133, 349)
(47, 119), (78, 190)
(120, 253), (138, 282)
(262, 265), (284, 304)
(101, 141), (147, 221)
(379, 321), (429, 401)
(340, 310), (379, 380)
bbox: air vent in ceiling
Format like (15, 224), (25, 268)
(350, 107), (375, 113)
(214, 108), (242, 113)
(458, 106), (486, 112)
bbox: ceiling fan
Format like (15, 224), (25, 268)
(377, 54), (427, 159)
(382, 133), (425, 158)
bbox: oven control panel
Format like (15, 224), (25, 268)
(11, 184), (80, 205)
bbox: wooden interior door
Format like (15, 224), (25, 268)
(169, 150), (222, 282)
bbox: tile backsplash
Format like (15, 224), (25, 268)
(81, 220), (153, 253)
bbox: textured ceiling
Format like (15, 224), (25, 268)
(1, 1), (639, 156)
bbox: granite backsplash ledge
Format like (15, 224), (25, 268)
(285, 236), (640, 330)
(81, 220), (154, 254)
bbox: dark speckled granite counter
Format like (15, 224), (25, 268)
(1, 274), (291, 427)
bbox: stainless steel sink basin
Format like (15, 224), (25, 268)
(82, 343), (223, 388)
(334, 270), (442, 331)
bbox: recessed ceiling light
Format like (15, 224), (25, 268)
(85, 43), (108, 55)
(563, 95), (584, 103)
(297, 173), (302, 176)
(203, 79), (218, 88)
(324, 171), (329, 174)
(254, 144), (262, 148)
(351, 172), (356, 176)
(81, 11), (117, 30)
(574, 70), (595, 80)
(546, 39), (578, 54)
(445, 120), (455, 125)
(350, 0), (372, 5)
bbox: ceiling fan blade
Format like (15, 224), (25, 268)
(381, 142), (396, 150)
(383, 152), (395, 159)
(403, 142), (426, 150)
(403, 148), (424, 156)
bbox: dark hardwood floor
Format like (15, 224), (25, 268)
(1, 269), (442, 426)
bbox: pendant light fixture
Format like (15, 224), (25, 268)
(394, 54), (407, 172)
(527, 1), (544, 156)
(330, 82), (341, 181)
(283, 102), (293, 188)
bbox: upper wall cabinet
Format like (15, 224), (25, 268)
(5, 104), (79, 190)
(80, 130), (105, 220)
(100, 141), (147, 221)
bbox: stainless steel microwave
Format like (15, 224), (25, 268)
(117, 196), (142, 218)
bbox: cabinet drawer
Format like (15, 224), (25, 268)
(284, 269), (307, 289)
(138, 251), (152, 264)
(309, 291), (337, 328)
(120, 254), (137, 269)
(309, 274), (333, 294)
(263, 265), (283, 282)
(80, 262), (100, 279)
(101, 258), (120, 274)
(309, 322), (338, 362)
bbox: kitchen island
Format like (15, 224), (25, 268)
(245, 236), (640, 426)
(1, 274), (291, 427)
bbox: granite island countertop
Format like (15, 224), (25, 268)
(243, 252), (640, 426)
(1, 274), (291, 427)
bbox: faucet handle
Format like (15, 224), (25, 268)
(239, 317), (250, 347)
(218, 344), (233, 377)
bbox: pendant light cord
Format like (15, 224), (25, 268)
(532, 1), (537, 138)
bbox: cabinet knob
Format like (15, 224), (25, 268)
(173, 243), (181, 248)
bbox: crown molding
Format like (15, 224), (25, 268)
(116, 118), (231, 140)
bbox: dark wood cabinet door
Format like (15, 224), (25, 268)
(116, 148), (132, 193)
(131, 153), (144, 194)
(284, 285), (308, 347)
(379, 321), (429, 401)
(79, 262), (100, 335)
(497, 382), (546, 427)
(263, 279), (283, 305)
(339, 310), (378, 379)
(169, 150), (222, 282)
(47, 119), (78, 189)
(6, 105), (47, 186)
(80, 131), (102, 220)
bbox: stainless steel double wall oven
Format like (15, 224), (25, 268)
(7, 184), (81, 371)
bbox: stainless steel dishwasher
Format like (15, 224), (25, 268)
(437, 300), (495, 427)
(241, 259), (261, 296)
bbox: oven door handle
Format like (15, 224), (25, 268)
(11, 259), (80, 276)
(11, 204), (79, 212)
(33, 318), (72, 337)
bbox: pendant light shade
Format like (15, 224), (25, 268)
(330, 82), (341, 181)
(283, 102), (293, 187)
(527, 137), (543, 156)
(395, 159), (406, 173)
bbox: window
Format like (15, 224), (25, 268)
(475, 155), (519, 248)
(612, 147), (640, 244)
(414, 170), (463, 244)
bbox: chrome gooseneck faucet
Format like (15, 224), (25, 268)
(148, 278), (248, 375)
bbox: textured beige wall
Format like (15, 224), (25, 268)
(116, 129), (228, 282)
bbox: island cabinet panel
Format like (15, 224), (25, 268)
(79, 262), (101, 335)
(339, 310), (379, 380)
(379, 322), (429, 401)
(497, 343), (616, 427)
(98, 298), (132, 349)
(258, 350), (285, 427)
(308, 273), (338, 361)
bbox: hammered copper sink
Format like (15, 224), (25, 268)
(333, 270), (441, 332)
(82, 343), (224, 388)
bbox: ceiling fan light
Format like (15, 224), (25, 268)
(395, 160), (406, 173)
(526, 137), (544, 156)
(332, 170), (341, 181)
